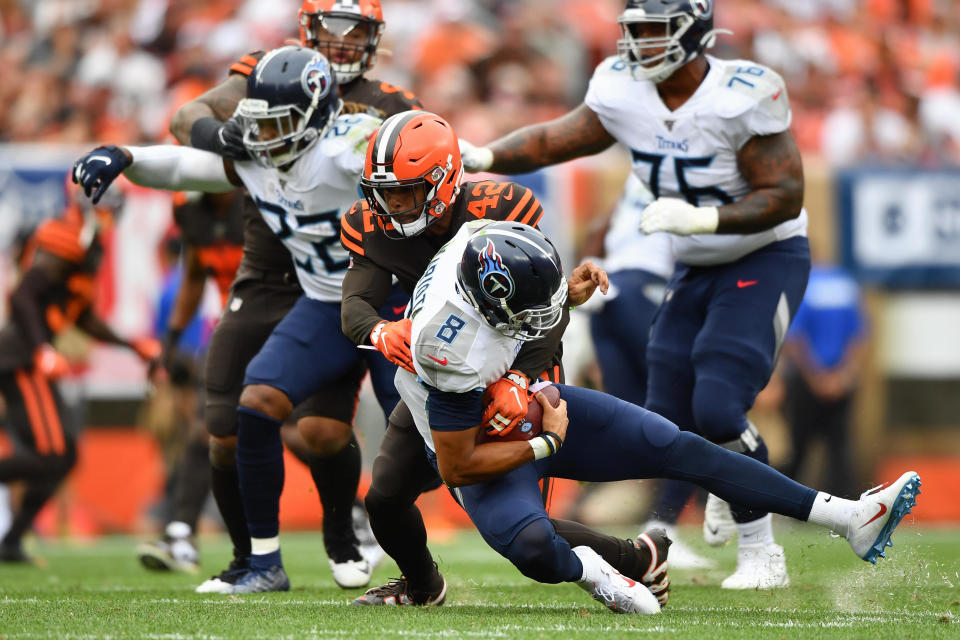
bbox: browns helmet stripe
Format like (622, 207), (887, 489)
(372, 111), (422, 173)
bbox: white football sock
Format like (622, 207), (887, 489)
(251, 536), (280, 555)
(736, 513), (775, 546)
(806, 492), (858, 538)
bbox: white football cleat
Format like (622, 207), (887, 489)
(703, 493), (737, 547)
(720, 543), (790, 590)
(329, 557), (373, 589)
(573, 546), (661, 614)
(847, 471), (921, 564)
(644, 521), (715, 569)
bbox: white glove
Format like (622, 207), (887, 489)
(458, 138), (494, 173)
(639, 198), (719, 236)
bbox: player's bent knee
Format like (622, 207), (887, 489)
(239, 384), (292, 421)
(296, 416), (353, 456)
(504, 519), (568, 584)
(205, 396), (239, 438)
(209, 436), (238, 469)
(691, 380), (751, 443)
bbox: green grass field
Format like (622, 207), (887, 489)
(1, 522), (958, 639)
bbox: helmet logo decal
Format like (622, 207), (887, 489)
(301, 57), (332, 97)
(689, 0), (713, 18)
(477, 239), (515, 301)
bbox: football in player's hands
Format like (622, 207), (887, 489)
(476, 383), (561, 444)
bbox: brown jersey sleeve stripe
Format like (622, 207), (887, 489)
(520, 201), (543, 226)
(526, 209), (544, 229)
(32, 370), (65, 455)
(15, 370), (51, 455)
(340, 214), (363, 243)
(341, 233), (364, 256)
(230, 62), (254, 76)
(505, 190), (533, 221)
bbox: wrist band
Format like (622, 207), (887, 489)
(542, 431), (562, 454)
(529, 437), (551, 460)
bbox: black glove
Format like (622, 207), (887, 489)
(190, 116), (248, 161)
(72, 145), (130, 204)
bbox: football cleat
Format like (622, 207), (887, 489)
(228, 565), (291, 594)
(633, 528), (672, 606)
(195, 556), (251, 594)
(351, 574), (447, 606)
(573, 545), (661, 614)
(720, 543), (789, 590)
(703, 493), (737, 547)
(136, 538), (199, 574)
(352, 499), (385, 569)
(644, 521), (715, 569)
(325, 519), (372, 589)
(847, 471), (921, 564)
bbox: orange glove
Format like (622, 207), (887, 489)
(481, 370), (530, 436)
(369, 319), (414, 372)
(34, 344), (70, 379)
(130, 337), (162, 362)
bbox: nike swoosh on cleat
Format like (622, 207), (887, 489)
(737, 280), (758, 288)
(860, 503), (888, 528)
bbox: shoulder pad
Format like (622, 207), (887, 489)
(592, 55), (632, 79)
(715, 61), (789, 125)
(460, 181), (543, 227)
(229, 51), (264, 77)
(340, 200), (376, 255)
(33, 220), (87, 263)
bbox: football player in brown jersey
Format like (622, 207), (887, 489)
(166, 0), (423, 593)
(340, 110), (672, 608)
(0, 192), (159, 563)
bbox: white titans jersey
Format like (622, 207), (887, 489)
(585, 54), (807, 266)
(394, 221), (522, 452)
(233, 113), (379, 301)
(603, 173), (674, 279)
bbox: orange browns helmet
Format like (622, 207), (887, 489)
(360, 110), (463, 239)
(299, 0), (384, 84)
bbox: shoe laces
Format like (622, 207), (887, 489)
(365, 577), (410, 598)
(211, 557), (249, 581)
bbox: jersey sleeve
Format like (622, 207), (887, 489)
(413, 303), (486, 394)
(463, 181), (544, 227)
(584, 56), (629, 120)
(716, 62), (791, 143)
(427, 386), (483, 432)
(33, 220), (87, 263)
(340, 250), (394, 345)
(228, 51), (264, 77)
(340, 200), (369, 256)
(326, 113), (382, 175)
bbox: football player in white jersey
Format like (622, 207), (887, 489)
(72, 46), (390, 592)
(459, 0), (807, 589)
(401, 220), (919, 614)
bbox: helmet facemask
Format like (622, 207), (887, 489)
(238, 94), (342, 169)
(300, 11), (382, 84)
(361, 159), (460, 239)
(616, 5), (729, 83)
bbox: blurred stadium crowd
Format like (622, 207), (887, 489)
(1, 0), (958, 166)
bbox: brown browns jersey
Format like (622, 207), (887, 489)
(0, 218), (100, 371)
(339, 180), (544, 343)
(227, 50), (422, 282)
(173, 191), (245, 304)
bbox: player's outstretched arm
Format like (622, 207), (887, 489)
(432, 390), (568, 488)
(169, 74), (248, 159)
(73, 145), (239, 204)
(462, 104), (616, 175)
(717, 130), (804, 234)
